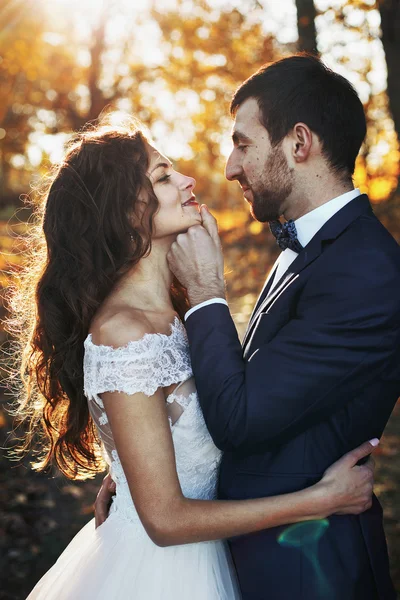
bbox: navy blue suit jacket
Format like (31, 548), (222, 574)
(185, 196), (400, 600)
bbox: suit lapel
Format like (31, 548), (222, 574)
(252, 271), (298, 320)
(243, 271), (299, 348)
(243, 258), (280, 344)
(242, 195), (373, 350)
(253, 257), (280, 315)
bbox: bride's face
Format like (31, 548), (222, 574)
(146, 144), (201, 238)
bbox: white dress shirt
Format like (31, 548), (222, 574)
(185, 188), (361, 321)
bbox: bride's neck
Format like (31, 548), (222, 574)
(110, 240), (175, 313)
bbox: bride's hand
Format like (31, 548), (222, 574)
(94, 473), (116, 528)
(317, 439), (378, 516)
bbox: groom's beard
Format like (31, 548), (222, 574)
(250, 146), (294, 223)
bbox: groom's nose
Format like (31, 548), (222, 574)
(225, 152), (242, 181)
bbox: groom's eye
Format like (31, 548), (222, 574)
(238, 145), (248, 152)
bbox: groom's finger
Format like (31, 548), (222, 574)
(341, 439), (379, 469)
(94, 474), (114, 528)
(200, 205), (220, 246)
(363, 456), (375, 474)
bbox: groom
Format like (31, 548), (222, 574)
(167, 55), (400, 599)
(96, 55), (400, 598)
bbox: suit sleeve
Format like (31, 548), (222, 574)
(185, 253), (400, 452)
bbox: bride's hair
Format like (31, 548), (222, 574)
(5, 117), (190, 480)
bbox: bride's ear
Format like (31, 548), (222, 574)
(130, 190), (150, 232)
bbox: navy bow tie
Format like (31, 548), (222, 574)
(269, 219), (303, 253)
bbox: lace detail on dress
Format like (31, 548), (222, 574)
(83, 316), (222, 529)
(110, 449), (128, 484)
(99, 412), (108, 425)
(167, 391), (196, 411)
(83, 316), (193, 404)
(171, 392), (221, 500)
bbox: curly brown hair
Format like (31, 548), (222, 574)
(5, 118), (190, 480)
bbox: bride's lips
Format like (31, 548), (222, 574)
(181, 195), (199, 207)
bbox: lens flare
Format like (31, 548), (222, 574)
(278, 520), (333, 598)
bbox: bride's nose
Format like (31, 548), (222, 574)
(181, 175), (196, 191)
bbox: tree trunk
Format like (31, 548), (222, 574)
(378, 0), (400, 194)
(88, 16), (107, 122)
(295, 0), (318, 54)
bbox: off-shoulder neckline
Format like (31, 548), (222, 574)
(84, 315), (186, 352)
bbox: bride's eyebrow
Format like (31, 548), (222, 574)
(150, 161), (173, 175)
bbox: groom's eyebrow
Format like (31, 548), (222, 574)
(232, 130), (253, 145)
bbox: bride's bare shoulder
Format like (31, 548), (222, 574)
(89, 309), (156, 349)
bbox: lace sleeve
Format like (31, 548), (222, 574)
(83, 318), (193, 408)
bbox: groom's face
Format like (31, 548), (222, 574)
(226, 97), (294, 222)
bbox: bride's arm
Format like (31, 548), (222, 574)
(102, 381), (375, 547)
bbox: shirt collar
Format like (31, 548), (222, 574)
(294, 188), (361, 248)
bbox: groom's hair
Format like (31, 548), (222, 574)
(231, 53), (366, 177)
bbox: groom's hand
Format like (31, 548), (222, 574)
(94, 473), (116, 528)
(167, 205), (226, 307)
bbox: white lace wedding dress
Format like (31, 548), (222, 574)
(27, 317), (241, 599)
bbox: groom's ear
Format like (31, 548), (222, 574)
(291, 123), (313, 163)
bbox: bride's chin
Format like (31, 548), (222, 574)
(182, 213), (202, 228)
(180, 216), (201, 232)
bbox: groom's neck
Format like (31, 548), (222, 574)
(283, 172), (354, 222)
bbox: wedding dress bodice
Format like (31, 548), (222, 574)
(83, 317), (222, 534)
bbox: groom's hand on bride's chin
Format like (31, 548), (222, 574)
(94, 473), (116, 528)
(167, 205), (225, 306)
(199, 204), (220, 244)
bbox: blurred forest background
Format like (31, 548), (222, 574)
(0, 0), (399, 597)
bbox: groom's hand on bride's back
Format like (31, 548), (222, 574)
(94, 473), (116, 528)
(167, 205), (226, 307)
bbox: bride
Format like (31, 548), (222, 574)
(10, 119), (375, 600)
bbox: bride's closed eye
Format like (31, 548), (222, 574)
(157, 174), (171, 184)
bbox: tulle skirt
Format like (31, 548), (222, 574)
(26, 513), (242, 599)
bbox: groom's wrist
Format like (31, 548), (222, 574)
(187, 285), (226, 308)
(185, 298), (228, 321)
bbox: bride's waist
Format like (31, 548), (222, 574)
(110, 486), (140, 520)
